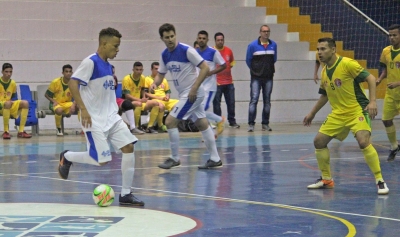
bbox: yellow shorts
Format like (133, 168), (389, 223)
(382, 96), (400, 120)
(160, 99), (179, 111)
(52, 102), (73, 114)
(0, 100), (22, 118)
(319, 112), (371, 141)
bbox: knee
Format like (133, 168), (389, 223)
(3, 101), (12, 108)
(358, 139), (370, 149)
(121, 100), (133, 111)
(21, 100), (30, 108)
(54, 108), (63, 115)
(382, 120), (393, 127)
(313, 138), (327, 149)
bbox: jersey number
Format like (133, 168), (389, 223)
(329, 82), (335, 90)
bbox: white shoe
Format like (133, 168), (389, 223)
(57, 131), (64, 136)
(377, 181), (389, 195)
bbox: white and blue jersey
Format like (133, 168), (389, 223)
(196, 46), (225, 92)
(158, 43), (205, 98)
(71, 53), (121, 131)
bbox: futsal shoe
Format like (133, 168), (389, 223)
(17, 131), (32, 138)
(377, 181), (389, 195)
(158, 158), (181, 169)
(2, 132), (11, 139)
(119, 193), (145, 206)
(387, 145), (400, 161)
(248, 125), (254, 132)
(307, 177), (334, 189)
(262, 124), (272, 131)
(58, 150), (72, 179)
(198, 159), (223, 169)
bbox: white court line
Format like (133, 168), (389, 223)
(280, 150), (290, 152)
(13, 173), (400, 223)
(1, 162), (12, 165)
(25, 161), (37, 163)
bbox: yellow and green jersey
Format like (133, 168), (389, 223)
(145, 75), (171, 98)
(320, 56), (370, 116)
(46, 77), (72, 103)
(380, 45), (400, 100)
(0, 77), (17, 103)
(122, 74), (145, 98)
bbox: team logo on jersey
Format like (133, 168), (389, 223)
(334, 78), (342, 87)
(396, 61), (400, 68)
(359, 116), (364, 122)
(168, 65), (181, 72)
(66, 92), (71, 97)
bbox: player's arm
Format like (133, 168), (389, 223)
(376, 65), (387, 86)
(303, 92), (328, 126)
(44, 84), (58, 105)
(364, 74), (377, 119)
(313, 60), (321, 84)
(208, 63), (226, 77)
(124, 93), (141, 102)
(189, 61), (209, 102)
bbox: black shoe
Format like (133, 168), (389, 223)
(229, 123), (240, 128)
(198, 159), (223, 169)
(58, 150), (72, 179)
(119, 193), (145, 206)
(158, 158), (181, 169)
(146, 126), (158, 134)
(387, 145), (400, 161)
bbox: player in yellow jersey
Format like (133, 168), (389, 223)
(45, 64), (76, 136)
(122, 61), (163, 134)
(376, 24), (400, 161)
(303, 38), (389, 195)
(0, 63), (32, 139)
(145, 62), (179, 133)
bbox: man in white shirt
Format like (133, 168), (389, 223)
(196, 30), (227, 138)
(151, 23), (223, 169)
(58, 27), (144, 206)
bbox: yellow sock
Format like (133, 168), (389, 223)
(315, 148), (331, 180)
(157, 109), (165, 127)
(18, 108), (28, 132)
(55, 114), (62, 130)
(362, 144), (383, 183)
(3, 109), (10, 132)
(134, 107), (142, 127)
(385, 125), (398, 150)
(147, 106), (159, 127)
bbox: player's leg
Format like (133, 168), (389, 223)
(353, 115), (389, 195)
(382, 97), (400, 161)
(226, 84), (239, 128)
(143, 100), (159, 134)
(121, 100), (144, 135)
(195, 116), (222, 169)
(212, 85), (223, 116)
(1, 101), (12, 139)
(58, 129), (111, 179)
(261, 79), (273, 131)
(248, 78), (261, 132)
(158, 111), (181, 169)
(108, 119), (143, 206)
(15, 100), (32, 138)
(307, 114), (339, 189)
(204, 91), (225, 137)
(53, 104), (64, 136)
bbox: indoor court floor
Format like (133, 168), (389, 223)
(1, 120), (400, 237)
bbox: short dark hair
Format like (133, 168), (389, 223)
(214, 32), (224, 40)
(151, 62), (159, 69)
(2, 63), (12, 71)
(62, 64), (72, 72)
(133, 61), (143, 68)
(318, 37), (336, 48)
(159, 23), (175, 37)
(99, 27), (122, 41)
(198, 30), (208, 38)
(388, 24), (400, 32)
(259, 25), (270, 31)
(193, 41), (199, 47)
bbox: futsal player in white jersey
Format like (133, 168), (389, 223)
(151, 23), (223, 169)
(196, 30), (227, 138)
(57, 27), (144, 206)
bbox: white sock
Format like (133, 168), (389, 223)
(201, 126), (220, 162)
(64, 151), (100, 166)
(125, 110), (136, 129)
(206, 111), (222, 123)
(121, 152), (135, 196)
(167, 128), (180, 161)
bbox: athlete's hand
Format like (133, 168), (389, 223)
(365, 101), (377, 119)
(303, 113), (315, 127)
(150, 83), (157, 94)
(387, 82), (400, 89)
(188, 89), (197, 103)
(80, 108), (92, 128)
(313, 74), (319, 84)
